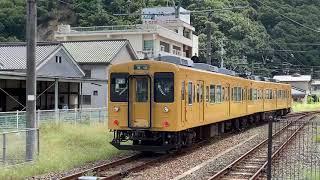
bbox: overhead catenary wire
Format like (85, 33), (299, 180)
(254, 0), (320, 33)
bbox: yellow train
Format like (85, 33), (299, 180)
(108, 59), (291, 151)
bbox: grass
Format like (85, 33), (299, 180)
(0, 123), (122, 179)
(292, 102), (320, 112)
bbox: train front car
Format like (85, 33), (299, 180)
(108, 61), (181, 152)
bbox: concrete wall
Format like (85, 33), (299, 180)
(80, 64), (108, 108)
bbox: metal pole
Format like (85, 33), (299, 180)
(206, 21), (212, 65)
(267, 115), (273, 180)
(26, 0), (37, 162)
(2, 134), (6, 164)
(16, 110), (19, 129)
(54, 79), (59, 123)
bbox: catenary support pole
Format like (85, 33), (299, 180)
(54, 79), (59, 122)
(267, 115), (273, 180)
(26, 0), (37, 161)
(206, 21), (212, 65)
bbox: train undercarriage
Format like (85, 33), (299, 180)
(111, 109), (291, 152)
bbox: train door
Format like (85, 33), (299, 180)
(181, 81), (186, 126)
(197, 81), (204, 122)
(128, 75), (151, 129)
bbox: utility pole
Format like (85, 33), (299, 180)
(174, 0), (181, 18)
(26, 0), (37, 161)
(220, 38), (225, 68)
(206, 21), (212, 65)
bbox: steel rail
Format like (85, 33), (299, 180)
(249, 115), (315, 180)
(208, 112), (315, 180)
(60, 137), (211, 180)
(59, 153), (143, 180)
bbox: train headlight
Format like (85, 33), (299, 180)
(113, 106), (120, 112)
(163, 106), (169, 113)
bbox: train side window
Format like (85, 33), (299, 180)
(238, 87), (242, 101)
(231, 88), (234, 101)
(193, 85), (196, 102)
(200, 84), (204, 102)
(210, 85), (215, 103)
(181, 81), (185, 100)
(196, 84), (200, 102)
(254, 89), (257, 100)
(227, 87), (230, 101)
(216, 85), (222, 103)
(222, 87), (225, 101)
(188, 82), (192, 105)
(265, 89), (268, 99)
(206, 86), (209, 102)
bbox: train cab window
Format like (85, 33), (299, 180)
(110, 73), (128, 102)
(154, 72), (174, 102)
(188, 82), (193, 105)
(181, 82), (185, 100)
(206, 86), (209, 102)
(216, 85), (222, 103)
(210, 85), (215, 103)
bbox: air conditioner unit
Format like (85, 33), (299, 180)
(172, 49), (177, 55)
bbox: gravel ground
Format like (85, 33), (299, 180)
(272, 115), (320, 179)
(123, 124), (271, 180)
(123, 116), (299, 180)
(29, 151), (137, 180)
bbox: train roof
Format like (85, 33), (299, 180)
(111, 59), (289, 87)
(153, 57), (285, 85)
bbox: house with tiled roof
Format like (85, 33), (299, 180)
(0, 40), (137, 111)
(61, 40), (137, 108)
(273, 74), (312, 102)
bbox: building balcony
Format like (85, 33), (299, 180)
(55, 24), (194, 47)
(136, 49), (191, 60)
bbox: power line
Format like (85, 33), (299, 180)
(254, 0), (320, 33)
(114, 6), (249, 16)
(270, 42), (320, 46)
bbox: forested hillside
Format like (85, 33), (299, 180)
(1, 0), (320, 76)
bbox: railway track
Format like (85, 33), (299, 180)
(208, 112), (316, 180)
(60, 139), (209, 180)
(59, 153), (158, 180)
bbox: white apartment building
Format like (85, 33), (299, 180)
(54, 7), (199, 60)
